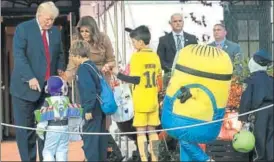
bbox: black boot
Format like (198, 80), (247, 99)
(127, 150), (141, 162)
(107, 135), (124, 162)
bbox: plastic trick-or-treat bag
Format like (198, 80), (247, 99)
(111, 78), (134, 122)
(110, 64), (134, 122)
(68, 117), (84, 142)
(67, 103), (84, 142)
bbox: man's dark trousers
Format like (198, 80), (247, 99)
(253, 106), (273, 161)
(12, 90), (48, 161)
(10, 18), (65, 161)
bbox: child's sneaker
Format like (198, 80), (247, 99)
(207, 157), (215, 162)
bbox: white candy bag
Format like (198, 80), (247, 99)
(68, 117), (84, 142)
(111, 83), (134, 122)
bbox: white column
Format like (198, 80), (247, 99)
(121, 1), (126, 65)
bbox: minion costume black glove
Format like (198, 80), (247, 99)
(177, 86), (192, 103)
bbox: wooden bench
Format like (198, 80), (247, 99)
(206, 140), (250, 161)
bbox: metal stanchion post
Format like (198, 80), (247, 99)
(120, 1), (130, 159)
(125, 136), (129, 159)
(0, 74), (2, 142)
(121, 1), (126, 65)
(118, 130), (122, 148)
(114, 2), (119, 66)
(97, 2), (100, 29)
(0, 16), (3, 141)
(103, 1), (107, 34)
(69, 12), (75, 104)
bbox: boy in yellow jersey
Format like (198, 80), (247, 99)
(113, 25), (162, 161)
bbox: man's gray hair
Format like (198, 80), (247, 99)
(36, 1), (59, 19)
(214, 23), (227, 30)
(170, 13), (183, 23)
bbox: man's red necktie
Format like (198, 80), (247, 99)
(42, 30), (50, 80)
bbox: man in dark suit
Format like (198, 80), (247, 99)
(156, 13), (198, 157)
(157, 13), (198, 89)
(10, 1), (65, 161)
(208, 23), (243, 74)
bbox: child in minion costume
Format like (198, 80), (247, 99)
(161, 44), (233, 161)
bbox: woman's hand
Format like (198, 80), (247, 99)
(85, 113), (93, 120)
(59, 71), (68, 81)
(57, 69), (64, 76)
(112, 67), (120, 76)
(158, 131), (168, 140)
(102, 63), (111, 73)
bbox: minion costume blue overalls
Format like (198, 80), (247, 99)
(161, 44), (233, 161)
(239, 50), (273, 161)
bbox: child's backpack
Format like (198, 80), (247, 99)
(83, 63), (118, 115)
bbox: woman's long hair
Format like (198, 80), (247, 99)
(74, 16), (104, 50)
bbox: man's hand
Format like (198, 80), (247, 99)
(85, 113), (93, 120)
(57, 69), (64, 76)
(29, 78), (41, 92)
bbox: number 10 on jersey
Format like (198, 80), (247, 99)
(143, 71), (156, 88)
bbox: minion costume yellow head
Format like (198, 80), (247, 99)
(161, 44), (233, 161)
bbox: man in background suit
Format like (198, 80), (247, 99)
(157, 13), (198, 89)
(208, 23), (243, 74)
(156, 13), (198, 156)
(10, 1), (65, 161)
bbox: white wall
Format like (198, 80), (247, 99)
(103, 1), (223, 64)
(79, 1), (97, 18)
(81, 1), (223, 64)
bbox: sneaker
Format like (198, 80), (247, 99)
(207, 157), (215, 162)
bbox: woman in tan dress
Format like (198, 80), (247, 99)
(63, 16), (116, 130)
(65, 16), (115, 82)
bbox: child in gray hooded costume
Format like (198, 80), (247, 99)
(239, 50), (273, 161)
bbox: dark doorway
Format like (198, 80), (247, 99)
(1, 0), (80, 140)
(224, 0), (272, 58)
(1, 24), (16, 138)
(1, 11), (79, 139)
(1, 16), (70, 139)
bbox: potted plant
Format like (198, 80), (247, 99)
(226, 56), (249, 110)
(227, 56), (273, 110)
